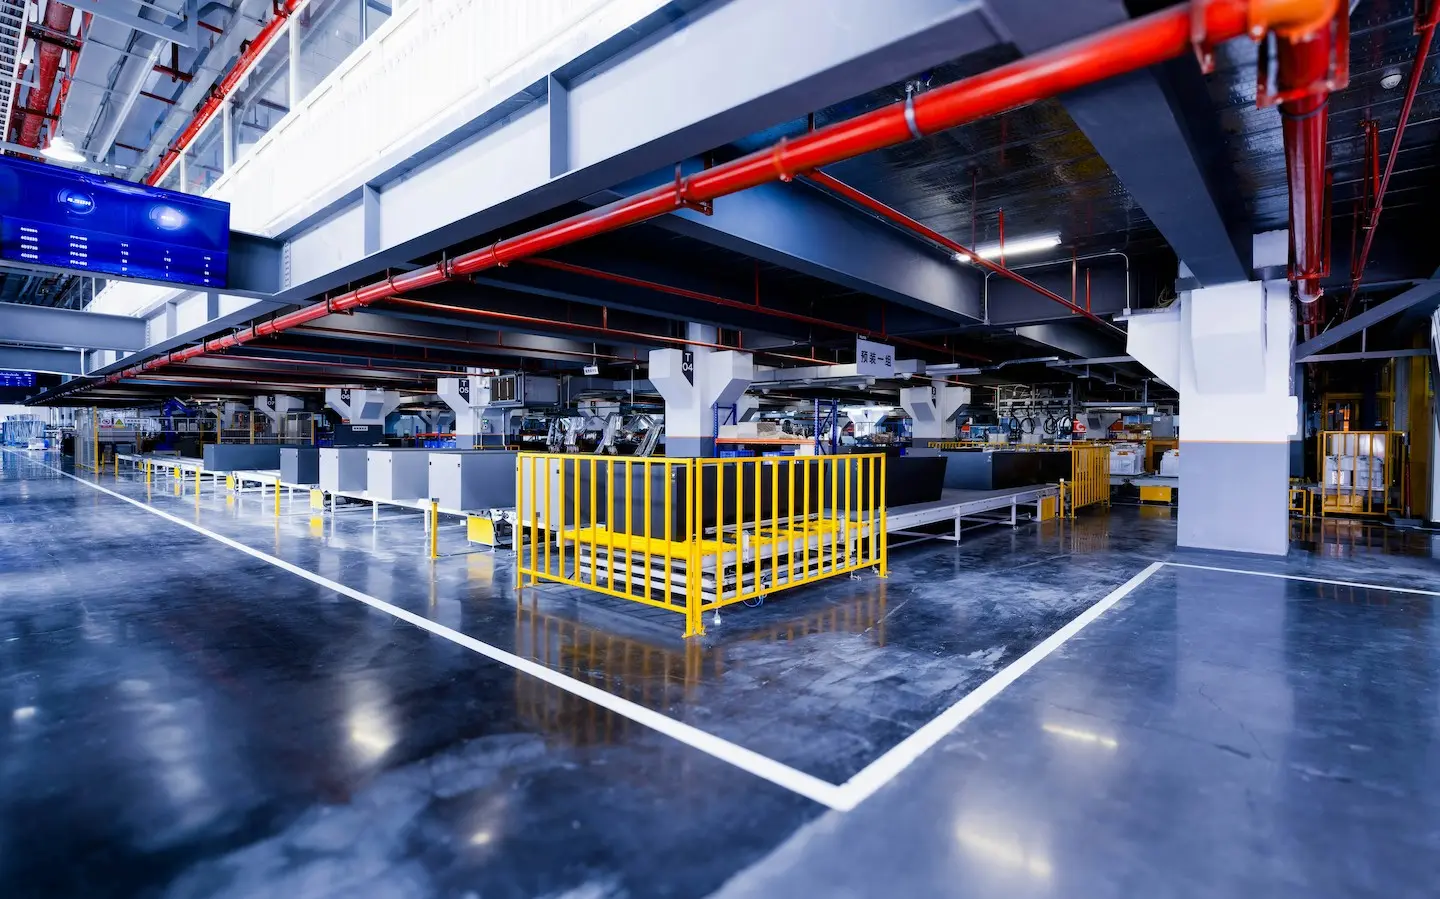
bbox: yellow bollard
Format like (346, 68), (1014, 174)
(274, 477), (282, 517)
(195, 467), (201, 494)
(430, 499), (439, 560)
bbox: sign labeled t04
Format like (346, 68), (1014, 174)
(855, 337), (895, 377)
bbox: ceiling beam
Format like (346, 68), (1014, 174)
(585, 160), (984, 324)
(1295, 279), (1440, 357)
(987, 0), (1250, 285)
(0, 346), (83, 374)
(0, 302), (148, 351)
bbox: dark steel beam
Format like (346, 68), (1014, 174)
(988, 0), (1250, 284)
(0, 302), (148, 351)
(1296, 279), (1440, 357)
(0, 346), (83, 374)
(586, 160), (984, 323)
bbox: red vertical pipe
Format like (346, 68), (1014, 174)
(1342, 2), (1440, 322)
(17, 1), (76, 148)
(1277, 26), (1337, 339)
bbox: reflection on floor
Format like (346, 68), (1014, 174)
(1, 450), (1437, 899)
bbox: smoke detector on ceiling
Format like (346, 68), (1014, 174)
(1381, 70), (1403, 90)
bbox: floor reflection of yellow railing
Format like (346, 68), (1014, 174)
(1035, 513), (1113, 554)
(1294, 516), (1405, 556)
(513, 585), (888, 746)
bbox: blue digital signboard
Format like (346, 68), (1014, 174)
(0, 371), (36, 387)
(0, 155), (229, 288)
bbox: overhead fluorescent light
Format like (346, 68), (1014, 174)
(41, 132), (86, 164)
(955, 232), (1062, 263)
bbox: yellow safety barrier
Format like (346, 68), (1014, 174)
(1316, 430), (1407, 518)
(1288, 483), (1313, 518)
(515, 453), (887, 637)
(1064, 442), (1111, 517)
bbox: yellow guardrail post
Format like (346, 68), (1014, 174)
(274, 476), (282, 517)
(878, 454), (888, 577)
(430, 498), (440, 560)
(685, 458), (704, 638)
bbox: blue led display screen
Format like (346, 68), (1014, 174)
(0, 155), (228, 288)
(0, 371), (36, 387)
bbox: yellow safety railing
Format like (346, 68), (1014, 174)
(1063, 442), (1111, 517)
(1288, 482), (1313, 518)
(515, 453), (887, 637)
(1316, 430), (1407, 517)
(931, 441), (1059, 451)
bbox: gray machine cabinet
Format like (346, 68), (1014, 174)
(428, 451), (518, 511)
(280, 447), (320, 485)
(367, 449), (432, 501)
(320, 447), (370, 493)
(201, 444), (282, 472)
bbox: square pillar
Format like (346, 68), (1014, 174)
(1128, 281), (1296, 555)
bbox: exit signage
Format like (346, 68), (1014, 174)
(855, 338), (895, 377)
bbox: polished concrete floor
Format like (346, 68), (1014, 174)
(1, 449), (1438, 898)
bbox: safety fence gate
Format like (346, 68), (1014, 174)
(515, 453), (888, 637)
(1317, 430), (1407, 517)
(1062, 443), (1111, 517)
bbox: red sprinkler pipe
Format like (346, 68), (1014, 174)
(94, 0), (1339, 391)
(522, 257), (987, 361)
(147, 0), (304, 185)
(17, 1), (76, 148)
(1340, 0), (1440, 325)
(803, 170), (1122, 333)
(45, 12), (91, 131)
(1274, 5), (1345, 338)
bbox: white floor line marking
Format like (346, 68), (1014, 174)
(23, 454), (847, 810)
(830, 561), (1167, 811)
(1162, 561), (1440, 597)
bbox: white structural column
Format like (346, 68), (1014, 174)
(437, 375), (491, 448)
(253, 393), (304, 433)
(324, 388), (401, 426)
(650, 327), (753, 457)
(1128, 281), (1297, 555)
(899, 384), (971, 451)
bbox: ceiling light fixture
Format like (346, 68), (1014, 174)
(41, 132), (86, 164)
(1380, 70), (1403, 90)
(955, 232), (1062, 263)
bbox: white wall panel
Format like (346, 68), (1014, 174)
(288, 202), (368, 286)
(211, 0), (626, 235)
(380, 106), (550, 249)
(92, 0), (657, 318)
(175, 293), (210, 334)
